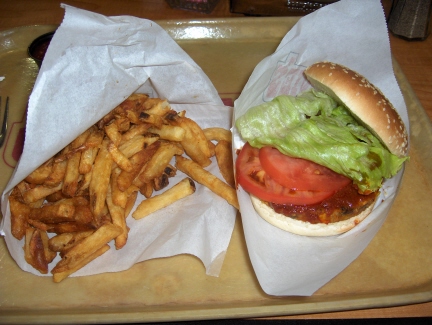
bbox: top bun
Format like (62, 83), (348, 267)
(304, 61), (408, 157)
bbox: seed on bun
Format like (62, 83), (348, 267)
(305, 61), (408, 157)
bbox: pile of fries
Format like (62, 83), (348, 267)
(8, 94), (238, 282)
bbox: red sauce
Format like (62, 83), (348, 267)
(270, 183), (378, 224)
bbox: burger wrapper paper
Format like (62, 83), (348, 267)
(233, 0), (410, 296)
(0, 4), (237, 277)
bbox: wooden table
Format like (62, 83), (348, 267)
(0, 0), (431, 320)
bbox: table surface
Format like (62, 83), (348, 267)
(0, 0), (431, 320)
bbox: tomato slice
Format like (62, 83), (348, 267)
(259, 146), (351, 192)
(236, 143), (335, 205)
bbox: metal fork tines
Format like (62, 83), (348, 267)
(0, 96), (9, 148)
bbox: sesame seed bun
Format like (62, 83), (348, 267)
(304, 61), (408, 157)
(251, 195), (376, 237)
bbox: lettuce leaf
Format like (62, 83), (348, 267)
(235, 90), (407, 193)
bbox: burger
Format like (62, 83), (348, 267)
(235, 61), (408, 236)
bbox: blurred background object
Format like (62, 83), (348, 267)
(165, 0), (221, 14)
(230, 0), (338, 16)
(388, 0), (432, 40)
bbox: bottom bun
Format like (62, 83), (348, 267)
(250, 195), (376, 237)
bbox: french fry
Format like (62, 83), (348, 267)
(143, 98), (170, 116)
(107, 141), (133, 172)
(25, 159), (53, 185)
(203, 127), (232, 143)
(139, 182), (153, 198)
(148, 125), (185, 142)
(49, 230), (94, 254)
(62, 129), (92, 197)
(132, 178), (196, 220)
(62, 152), (82, 197)
(9, 195), (30, 240)
(152, 173), (169, 191)
(22, 183), (63, 204)
(138, 142), (183, 183)
(52, 223), (122, 273)
(175, 156), (239, 209)
(76, 169), (92, 196)
(40, 230), (57, 263)
(104, 122), (122, 146)
(78, 128), (104, 174)
(124, 191), (138, 217)
(52, 244), (110, 283)
(42, 221), (96, 234)
(89, 138), (113, 219)
(119, 135), (148, 158)
(29, 203), (76, 224)
(117, 142), (161, 191)
(121, 124), (151, 143)
(106, 187), (128, 249)
(24, 228), (54, 274)
(168, 115), (211, 167)
(215, 140), (235, 187)
(44, 159), (68, 187)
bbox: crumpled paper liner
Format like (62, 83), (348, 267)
(1, 4), (236, 278)
(233, 0), (410, 296)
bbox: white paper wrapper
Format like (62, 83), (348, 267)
(233, 0), (410, 296)
(1, 4), (236, 277)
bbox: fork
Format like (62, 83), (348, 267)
(0, 96), (9, 148)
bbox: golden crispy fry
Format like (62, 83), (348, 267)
(168, 115), (211, 167)
(111, 168), (127, 208)
(29, 203), (75, 224)
(215, 140), (235, 188)
(22, 183), (63, 204)
(108, 141), (133, 172)
(76, 169), (92, 196)
(133, 178), (196, 220)
(143, 98), (170, 116)
(124, 191), (138, 217)
(25, 159), (53, 185)
(104, 122), (122, 146)
(117, 142), (160, 191)
(79, 147), (98, 175)
(138, 142), (183, 183)
(52, 244), (110, 283)
(9, 195), (30, 240)
(48, 230), (94, 254)
(203, 127), (232, 143)
(52, 223), (122, 273)
(148, 125), (185, 142)
(83, 127), (104, 148)
(119, 135), (150, 158)
(176, 156), (239, 209)
(44, 159), (68, 187)
(79, 129), (104, 174)
(89, 138), (113, 219)
(106, 187), (128, 249)
(208, 140), (216, 158)
(121, 124), (151, 143)
(139, 182), (153, 198)
(62, 152), (82, 197)
(24, 228), (55, 274)
(41, 221), (96, 234)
